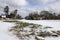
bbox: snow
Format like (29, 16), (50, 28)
(45, 37), (60, 40)
(0, 20), (60, 40)
(19, 20), (60, 30)
(0, 21), (19, 40)
(19, 20), (60, 40)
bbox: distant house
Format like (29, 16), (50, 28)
(1, 14), (6, 19)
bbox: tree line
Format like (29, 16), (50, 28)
(25, 11), (60, 20)
(0, 6), (22, 19)
(0, 6), (60, 20)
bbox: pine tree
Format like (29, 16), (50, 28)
(4, 6), (9, 17)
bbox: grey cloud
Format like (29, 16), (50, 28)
(31, 0), (57, 5)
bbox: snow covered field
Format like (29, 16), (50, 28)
(19, 20), (60, 40)
(0, 20), (60, 40)
(19, 20), (60, 30)
(0, 21), (19, 40)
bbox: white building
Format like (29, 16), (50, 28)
(1, 14), (6, 19)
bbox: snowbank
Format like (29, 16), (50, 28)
(0, 21), (19, 40)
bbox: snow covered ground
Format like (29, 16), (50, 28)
(0, 21), (19, 40)
(19, 20), (60, 40)
(19, 20), (60, 30)
(0, 20), (60, 40)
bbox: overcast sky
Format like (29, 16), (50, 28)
(0, 0), (60, 17)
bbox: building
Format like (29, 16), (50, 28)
(1, 14), (6, 19)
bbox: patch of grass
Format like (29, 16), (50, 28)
(12, 26), (19, 29)
(9, 20), (43, 40)
(39, 31), (51, 37)
(4, 20), (18, 22)
(16, 22), (30, 27)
